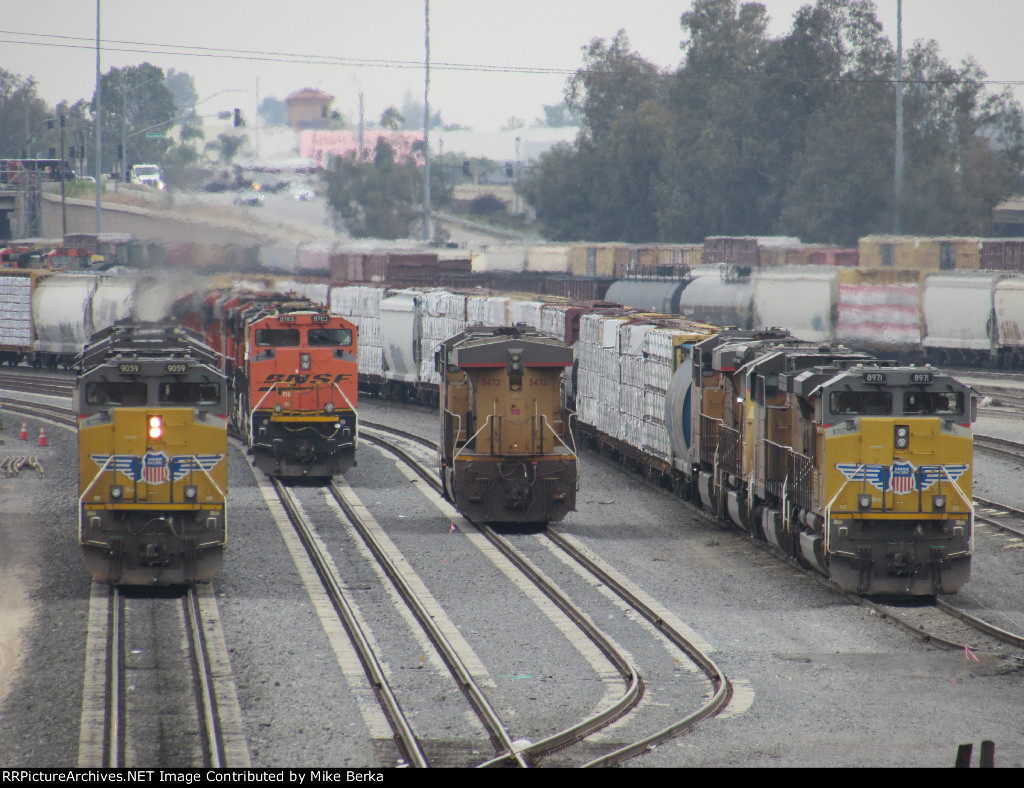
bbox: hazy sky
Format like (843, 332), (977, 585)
(3, 1), (1022, 132)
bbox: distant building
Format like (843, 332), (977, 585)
(993, 196), (1024, 237)
(286, 88), (335, 131)
(299, 130), (425, 167)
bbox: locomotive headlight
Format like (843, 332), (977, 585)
(858, 494), (873, 510)
(300, 353), (311, 370)
(932, 495), (946, 510)
(273, 404), (283, 413)
(894, 424), (910, 449)
(324, 403), (335, 414)
(184, 485), (198, 500)
(148, 415), (163, 440)
(110, 485), (123, 500)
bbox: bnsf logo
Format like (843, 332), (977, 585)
(257, 373), (352, 391)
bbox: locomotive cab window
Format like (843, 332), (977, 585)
(903, 390), (963, 415)
(308, 327), (353, 347)
(158, 381), (222, 405)
(255, 328), (300, 347)
(86, 381), (148, 406)
(829, 390), (892, 415)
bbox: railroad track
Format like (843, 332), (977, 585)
(359, 422), (732, 767)
(78, 584), (248, 767)
(0, 369), (76, 399)
(274, 466), (645, 767)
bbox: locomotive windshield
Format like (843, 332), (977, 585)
(255, 328), (300, 346)
(158, 381), (222, 405)
(85, 381), (148, 406)
(308, 327), (353, 346)
(903, 390), (963, 415)
(829, 390), (892, 415)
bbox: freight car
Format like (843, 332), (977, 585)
(683, 330), (975, 595)
(325, 281), (976, 595)
(76, 323), (228, 585)
(436, 325), (577, 524)
(0, 271), (182, 368)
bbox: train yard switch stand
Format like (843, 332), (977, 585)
(38, 425), (47, 447)
(19, 421), (27, 440)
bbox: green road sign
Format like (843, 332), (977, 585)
(145, 132), (166, 139)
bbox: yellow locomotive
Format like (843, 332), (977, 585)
(436, 325), (578, 524)
(76, 323), (228, 585)
(689, 330), (974, 595)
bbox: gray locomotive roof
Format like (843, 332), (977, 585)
(78, 322), (220, 371)
(449, 325), (573, 367)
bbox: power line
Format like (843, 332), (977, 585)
(3, 29), (1024, 88)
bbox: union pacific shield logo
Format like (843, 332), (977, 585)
(90, 452), (225, 485)
(836, 462), (969, 495)
(889, 460), (916, 495)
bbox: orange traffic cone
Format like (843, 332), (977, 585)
(19, 421), (27, 440)
(38, 425), (47, 447)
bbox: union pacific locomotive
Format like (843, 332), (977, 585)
(76, 323), (228, 585)
(436, 325), (578, 524)
(226, 296), (358, 477)
(686, 330), (975, 595)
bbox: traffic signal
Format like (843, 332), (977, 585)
(233, 108), (244, 127)
(117, 144), (123, 159)
(462, 161), (470, 177)
(505, 163), (514, 178)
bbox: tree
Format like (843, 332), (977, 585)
(258, 97), (289, 127)
(203, 133), (248, 166)
(325, 138), (424, 239)
(164, 69), (198, 116)
(0, 71), (54, 159)
(379, 106), (405, 130)
(520, 0), (1024, 244)
(537, 102), (582, 128)
(567, 31), (662, 144)
(96, 63), (176, 175)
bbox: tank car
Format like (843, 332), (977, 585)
(436, 325), (577, 524)
(76, 323), (228, 585)
(227, 296), (359, 477)
(686, 330), (975, 596)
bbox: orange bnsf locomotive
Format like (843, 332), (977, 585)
(687, 330), (975, 596)
(436, 325), (578, 524)
(227, 296), (358, 478)
(76, 323), (228, 585)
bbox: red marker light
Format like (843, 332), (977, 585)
(148, 415), (163, 440)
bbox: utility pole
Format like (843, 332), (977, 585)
(358, 92), (364, 158)
(94, 0), (102, 234)
(60, 114), (66, 237)
(894, 0), (904, 235)
(422, 0), (432, 242)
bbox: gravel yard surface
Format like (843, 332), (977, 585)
(0, 399), (1022, 768)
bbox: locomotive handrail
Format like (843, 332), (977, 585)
(79, 455), (117, 508)
(823, 469), (861, 556)
(247, 381), (279, 446)
(332, 380), (359, 448)
(941, 465), (975, 554)
(454, 414), (495, 462)
(177, 454), (226, 502)
(540, 413), (580, 474)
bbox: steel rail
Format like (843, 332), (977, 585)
(272, 478), (430, 768)
(185, 587), (225, 767)
(361, 424), (735, 769)
(106, 587), (125, 768)
(327, 480), (530, 768)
